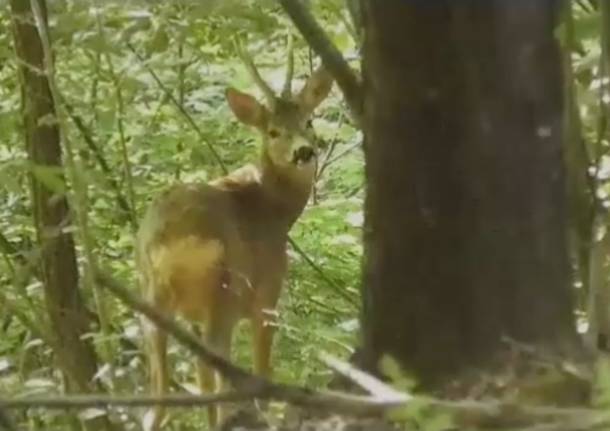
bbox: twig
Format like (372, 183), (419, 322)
(93, 10), (137, 230)
(125, 42), (228, 173)
(88, 50), (101, 125)
(279, 0), (363, 126)
(61, 97), (136, 228)
(319, 353), (407, 402)
(0, 392), (257, 410)
(288, 237), (357, 306)
(322, 139), (362, 171)
(176, 36), (186, 180)
(94, 270), (258, 388)
(316, 111), (346, 179)
(575, 0), (595, 13)
(289, 291), (348, 319)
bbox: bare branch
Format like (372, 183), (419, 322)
(279, 0), (363, 126)
(93, 270), (257, 389)
(319, 353), (408, 403)
(287, 237), (357, 306)
(125, 42), (228, 174)
(92, 8), (138, 230)
(60, 97), (136, 228)
(0, 392), (256, 410)
(317, 141), (362, 184)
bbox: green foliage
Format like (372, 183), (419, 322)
(4, 0), (607, 429)
(378, 357), (453, 431)
(0, 1), (361, 429)
(593, 358), (610, 408)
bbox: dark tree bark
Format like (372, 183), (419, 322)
(10, 2), (112, 428)
(360, 1), (578, 386)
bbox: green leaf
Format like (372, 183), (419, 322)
(594, 358), (610, 408)
(30, 164), (66, 194)
(146, 26), (170, 54)
(574, 12), (601, 42)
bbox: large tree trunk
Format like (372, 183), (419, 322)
(360, 1), (578, 386)
(10, 2), (112, 429)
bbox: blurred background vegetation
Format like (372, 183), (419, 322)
(1, 1), (362, 428)
(1, 0), (610, 429)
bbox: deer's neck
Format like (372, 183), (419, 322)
(259, 151), (314, 229)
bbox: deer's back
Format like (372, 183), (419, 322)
(136, 174), (288, 321)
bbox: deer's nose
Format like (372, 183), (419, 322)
(292, 145), (315, 164)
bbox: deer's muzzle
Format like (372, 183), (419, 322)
(292, 146), (315, 165)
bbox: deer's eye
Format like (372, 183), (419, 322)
(269, 129), (280, 139)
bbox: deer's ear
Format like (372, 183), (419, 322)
(226, 88), (267, 128)
(297, 67), (333, 114)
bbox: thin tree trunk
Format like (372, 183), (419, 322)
(360, 1), (578, 386)
(563, 0), (594, 317)
(10, 1), (112, 429)
(591, 0), (610, 352)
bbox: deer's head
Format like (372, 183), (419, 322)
(226, 43), (333, 173)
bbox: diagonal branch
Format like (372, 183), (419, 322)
(60, 97), (136, 228)
(94, 270), (257, 388)
(0, 392), (257, 411)
(319, 353), (407, 402)
(279, 0), (363, 125)
(125, 43), (228, 174)
(93, 268), (408, 416)
(287, 237), (357, 306)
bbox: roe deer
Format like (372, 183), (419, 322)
(136, 52), (333, 430)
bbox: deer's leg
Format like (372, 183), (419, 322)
(252, 306), (278, 379)
(250, 293), (280, 416)
(252, 272), (284, 379)
(253, 313), (277, 379)
(197, 308), (235, 428)
(142, 317), (169, 431)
